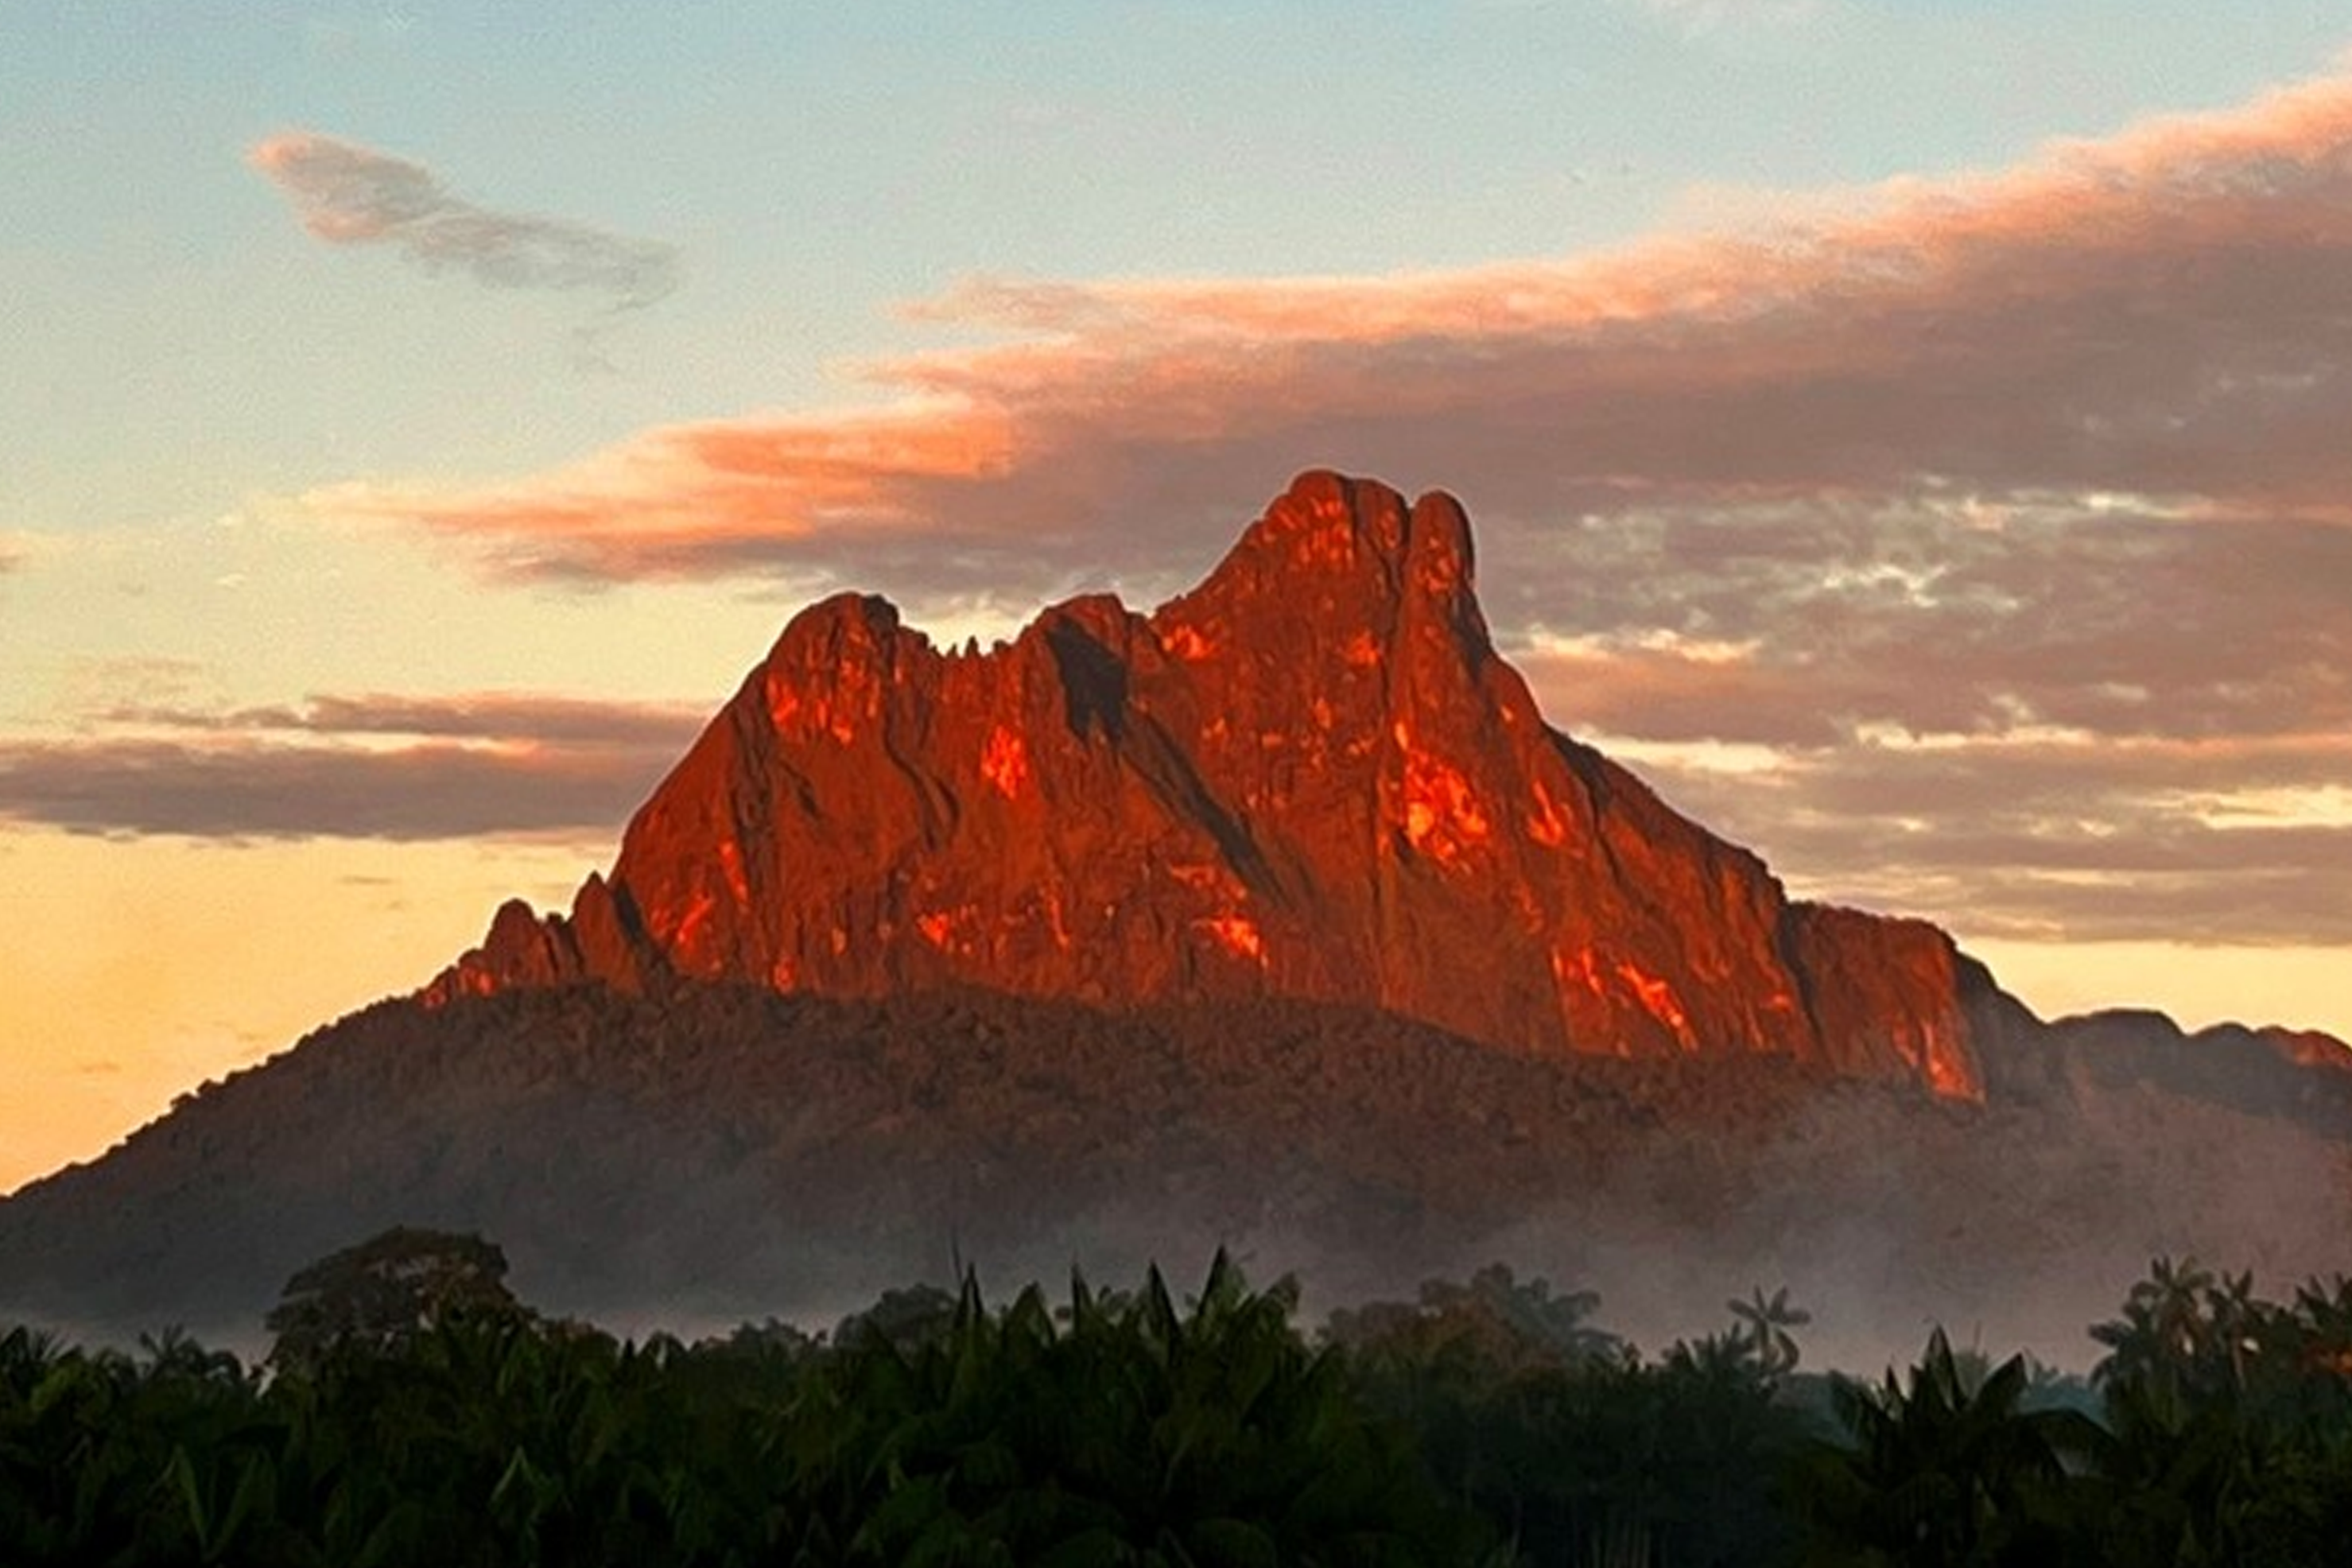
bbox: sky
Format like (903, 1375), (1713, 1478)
(4, 2), (2351, 1194)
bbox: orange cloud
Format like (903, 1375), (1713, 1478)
(314, 62), (2352, 584)
(312, 402), (1019, 579)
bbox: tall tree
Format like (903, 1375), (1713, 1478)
(265, 1227), (527, 1374)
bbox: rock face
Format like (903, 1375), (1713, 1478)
(431, 471), (1983, 1096)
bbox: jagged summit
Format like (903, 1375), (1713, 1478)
(429, 471), (1983, 1096)
(1156, 471), (1485, 651)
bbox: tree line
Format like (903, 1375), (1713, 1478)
(4, 1232), (2350, 1565)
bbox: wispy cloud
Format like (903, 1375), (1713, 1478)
(288, 64), (2352, 948)
(0, 693), (701, 841)
(248, 130), (679, 326)
(100, 692), (706, 750)
(1596, 724), (2352, 945)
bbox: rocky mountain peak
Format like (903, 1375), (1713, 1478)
(427, 471), (1989, 1097)
(1153, 471), (1487, 672)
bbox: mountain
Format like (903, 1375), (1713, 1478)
(2, 470), (2345, 1355)
(432, 471), (1981, 1096)
(5, 981), (2345, 1362)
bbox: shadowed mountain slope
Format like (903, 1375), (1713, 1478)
(1, 984), (2343, 1358)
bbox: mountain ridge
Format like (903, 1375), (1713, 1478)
(430, 471), (1987, 1095)
(5, 468), (2344, 1351)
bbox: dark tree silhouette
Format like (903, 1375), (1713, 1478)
(265, 1226), (526, 1373)
(1728, 1284), (1811, 1377)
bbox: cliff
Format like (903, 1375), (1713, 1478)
(432, 472), (1985, 1096)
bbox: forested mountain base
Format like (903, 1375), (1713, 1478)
(3, 984), (2345, 1364)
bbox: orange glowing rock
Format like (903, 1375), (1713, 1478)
(1617, 961), (1697, 1050)
(1923, 1030), (1977, 1097)
(1160, 623), (1216, 662)
(667, 891), (717, 961)
(979, 725), (1030, 799)
(763, 676), (801, 733)
(1392, 719), (1492, 867)
(1197, 914), (1267, 964)
(1551, 945), (1609, 999)
(716, 839), (750, 905)
(431, 470), (1993, 1099)
(1526, 782), (1570, 847)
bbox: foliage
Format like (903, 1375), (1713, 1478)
(782, 1252), (1485, 1564)
(1795, 1259), (2352, 1568)
(1325, 1261), (1624, 1378)
(264, 1226), (528, 1375)
(1729, 1286), (1812, 1378)
(11, 1244), (2352, 1566)
(1329, 1269), (1814, 1567)
(1792, 1327), (2104, 1566)
(2, 1247), (1480, 1566)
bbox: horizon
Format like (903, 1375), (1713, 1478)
(6, 3), (2352, 1193)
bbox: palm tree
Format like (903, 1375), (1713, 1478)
(1795, 1328), (2105, 1567)
(2092, 1255), (2218, 1403)
(1728, 1285), (1811, 1377)
(2292, 1274), (2352, 1378)
(0, 1324), (64, 1403)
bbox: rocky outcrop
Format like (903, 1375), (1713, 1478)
(430, 471), (1986, 1095)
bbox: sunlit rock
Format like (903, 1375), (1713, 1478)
(430, 471), (1993, 1096)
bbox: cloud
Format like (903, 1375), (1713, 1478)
(1602, 727), (2352, 946)
(1505, 503), (2352, 747)
(0, 693), (701, 841)
(248, 130), (678, 316)
(100, 691), (706, 750)
(317, 63), (2352, 580)
(1500, 491), (2352, 946)
(287, 64), (2352, 949)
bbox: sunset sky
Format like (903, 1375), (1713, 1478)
(6, 2), (2351, 1194)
